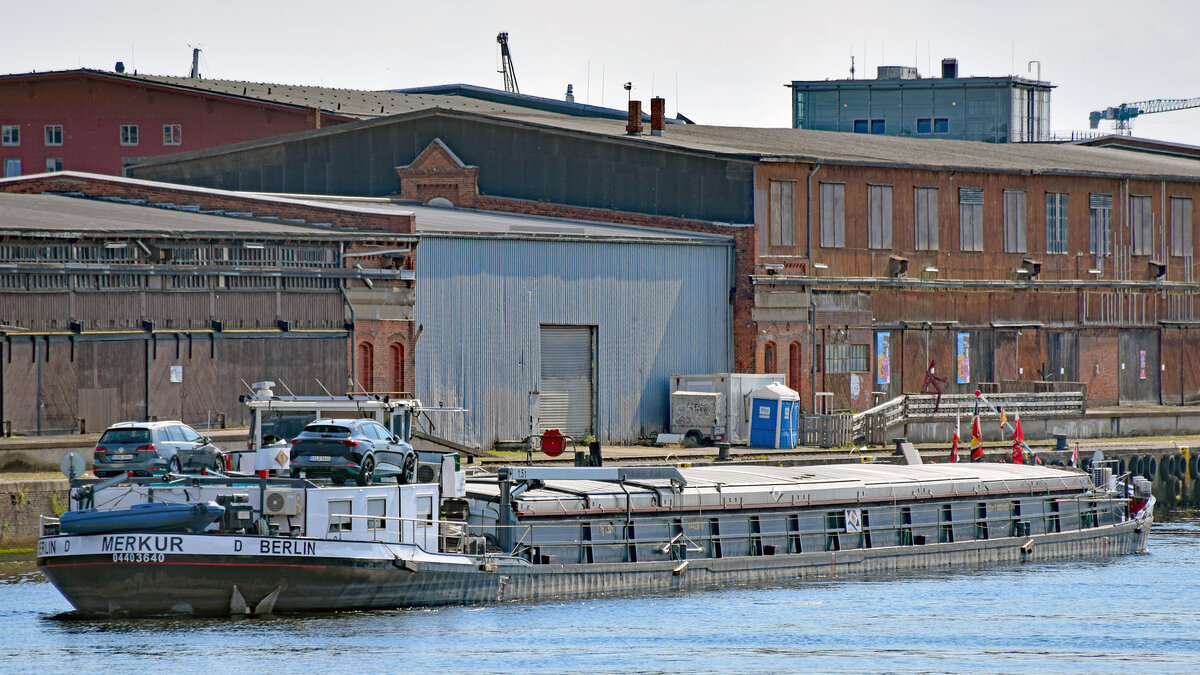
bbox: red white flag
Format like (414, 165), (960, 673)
(969, 414), (983, 461)
(1011, 413), (1025, 464)
(1070, 443), (1079, 468)
(949, 409), (960, 463)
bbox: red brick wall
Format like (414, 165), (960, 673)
(352, 319), (417, 395)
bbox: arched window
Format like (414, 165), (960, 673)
(357, 342), (374, 392)
(763, 341), (777, 373)
(788, 342), (802, 391)
(390, 343), (404, 393)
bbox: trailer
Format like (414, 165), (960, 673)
(669, 373), (786, 445)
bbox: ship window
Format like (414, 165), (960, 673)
(328, 499), (352, 533)
(940, 504), (955, 543)
(367, 498), (386, 530)
(416, 495), (433, 530)
(975, 502), (989, 540)
(899, 506), (913, 546)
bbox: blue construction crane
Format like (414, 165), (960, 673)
(1089, 97), (1200, 133)
(496, 32), (519, 94)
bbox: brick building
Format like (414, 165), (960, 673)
(123, 101), (1200, 414)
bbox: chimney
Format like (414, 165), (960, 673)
(941, 58), (958, 79)
(650, 97), (665, 136)
(565, 84), (575, 103)
(189, 47), (202, 79)
(626, 100), (643, 135)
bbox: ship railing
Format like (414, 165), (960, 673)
(335, 513), (470, 551)
(39, 514), (61, 538)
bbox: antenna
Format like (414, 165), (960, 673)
(277, 379), (296, 396)
(850, 55), (855, 79)
(315, 378), (334, 396)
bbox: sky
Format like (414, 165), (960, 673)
(6, 0), (1200, 145)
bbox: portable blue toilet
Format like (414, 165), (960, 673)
(748, 382), (800, 449)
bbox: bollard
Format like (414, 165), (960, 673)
(589, 441), (603, 467)
(717, 443), (731, 461)
(1053, 434), (1068, 451)
(574, 450), (587, 467)
(891, 437), (907, 456)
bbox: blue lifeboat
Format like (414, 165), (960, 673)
(59, 501), (226, 535)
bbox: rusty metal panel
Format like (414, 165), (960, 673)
(2, 338), (37, 431)
(76, 291), (143, 331)
(78, 388), (118, 432)
(1118, 329), (1159, 403)
(1044, 332), (1077, 382)
(279, 291), (343, 328)
(146, 292), (211, 330)
(214, 292), (278, 329)
(0, 292), (71, 331)
(77, 338), (146, 424)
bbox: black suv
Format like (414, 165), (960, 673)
(289, 418), (415, 485)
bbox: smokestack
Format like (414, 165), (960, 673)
(650, 97), (665, 136)
(189, 47), (202, 79)
(626, 100), (643, 135)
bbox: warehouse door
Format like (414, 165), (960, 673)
(539, 325), (595, 438)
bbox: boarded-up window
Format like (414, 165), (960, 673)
(1170, 197), (1192, 257)
(357, 342), (374, 392)
(769, 180), (795, 248)
(914, 187), (939, 251)
(1089, 193), (1112, 256)
(819, 182), (845, 248)
(1130, 195), (1153, 256)
(1045, 192), (1068, 254)
(868, 185), (892, 249)
(959, 187), (984, 252)
(1003, 190), (1027, 253)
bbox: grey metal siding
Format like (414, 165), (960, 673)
(414, 236), (732, 448)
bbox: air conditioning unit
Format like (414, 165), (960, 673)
(263, 489), (302, 516)
(415, 460), (441, 484)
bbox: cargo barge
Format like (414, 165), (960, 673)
(36, 459), (1153, 617)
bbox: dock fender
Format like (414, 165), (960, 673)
(391, 558), (419, 572)
(1019, 539), (1034, 558)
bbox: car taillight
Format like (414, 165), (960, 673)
(291, 439), (300, 445)
(136, 444), (155, 452)
(94, 446), (106, 455)
(343, 440), (358, 447)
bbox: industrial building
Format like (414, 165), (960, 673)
(0, 68), (662, 177)
(0, 173), (415, 435)
(122, 99), (1200, 415)
(788, 59), (1053, 142)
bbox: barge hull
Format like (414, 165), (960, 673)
(38, 518), (1149, 617)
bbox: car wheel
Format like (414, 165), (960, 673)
(356, 456), (375, 486)
(401, 453), (417, 484)
(168, 456), (182, 474)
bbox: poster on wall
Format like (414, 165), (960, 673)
(1139, 350), (1147, 380)
(875, 332), (890, 385)
(956, 332), (971, 384)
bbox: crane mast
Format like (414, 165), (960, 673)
(496, 32), (519, 94)
(1089, 97), (1200, 133)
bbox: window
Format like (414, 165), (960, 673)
(914, 187), (939, 250)
(391, 343), (405, 393)
(1129, 195), (1153, 256)
(366, 498), (386, 530)
(1089, 194), (1113, 256)
(763, 341), (776, 372)
(44, 158), (62, 172)
(1170, 197), (1192, 257)
(1045, 192), (1068, 254)
(867, 184), (893, 249)
(824, 344), (869, 373)
(1, 125), (18, 146)
(357, 342), (374, 392)
(916, 117), (949, 134)
(819, 182), (845, 248)
(44, 125), (63, 146)
(328, 500), (352, 533)
(416, 496), (434, 532)
(3, 159), (19, 177)
(120, 124), (139, 146)
(854, 119), (885, 134)
(1003, 190), (1027, 253)
(768, 180), (795, 248)
(958, 187), (984, 252)
(163, 124), (182, 145)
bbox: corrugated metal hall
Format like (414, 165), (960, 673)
(405, 204), (734, 449)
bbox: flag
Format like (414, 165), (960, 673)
(999, 407), (1008, 433)
(949, 409), (960, 463)
(1070, 443), (1079, 468)
(969, 413), (983, 461)
(1011, 413), (1025, 464)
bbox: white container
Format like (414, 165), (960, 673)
(669, 373), (787, 445)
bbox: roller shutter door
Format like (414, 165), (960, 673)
(539, 326), (594, 436)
